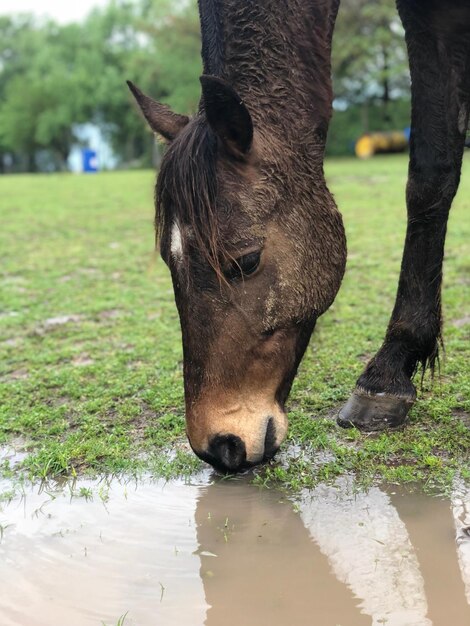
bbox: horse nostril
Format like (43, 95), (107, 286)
(263, 417), (278, 459)
(208, 434), (247, 473)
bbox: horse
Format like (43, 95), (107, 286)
(128, 0), (470, 473)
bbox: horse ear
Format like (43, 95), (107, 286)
(200, 75), (253, 158)
(127, 80), (189, 141)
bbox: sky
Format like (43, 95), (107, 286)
(0, 0), (109, 24)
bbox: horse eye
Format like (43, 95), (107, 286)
(238, 251), (261, 275)
(224, 251), (261, 280)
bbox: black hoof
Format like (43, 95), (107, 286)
(337, 389), (415, 431)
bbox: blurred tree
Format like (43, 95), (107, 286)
(0, 15), (44, 170)
(330, 0), (410, 153)
(137, 0), (202, 114)
(79, 0), (155, 166)
(85, 0), (201, 165)
(332, 0), (409, 130)
(0, 18), (105, 169)
(333, 0), (409, 109)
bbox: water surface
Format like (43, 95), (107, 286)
(0, 473), (469, 625)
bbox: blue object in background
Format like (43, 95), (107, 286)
(403, 127), (411, 142)
(82, 149), (98, 173)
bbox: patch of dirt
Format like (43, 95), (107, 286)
(452, 408), (470, 429)
(452, 315), (470, 328)
(126, 360), (145, 370)
(78, 268), (100, 276)
(58, 275), (73, 283)
(33, 314), (83, 336)
(1, 368), (29, 382)
(0, 311), (19, 320)
(71, 355), (95, 367)
(97, 309), (121, 320)
(0, 274), (27, 286)
(173, 439), (192, 454)
(115, 342), (135, 352)
(44, 314), (83, 327)
(146, 312), (161, 321)
(1, 338), (22, 348)
(52, 396), (71, 407)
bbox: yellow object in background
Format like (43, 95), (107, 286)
(355, 131), (408, 159)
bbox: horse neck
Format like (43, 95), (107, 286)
(198, 0), (339, 136)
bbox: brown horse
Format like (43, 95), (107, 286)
(129, 0), (470, 472)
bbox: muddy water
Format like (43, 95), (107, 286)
(0, 473), (469, 626)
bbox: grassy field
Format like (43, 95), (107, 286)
(1, 154), (469, 493)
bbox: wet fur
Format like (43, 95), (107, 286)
(130, 0), (470, 464)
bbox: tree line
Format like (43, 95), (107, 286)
(0, 0), (411, 172)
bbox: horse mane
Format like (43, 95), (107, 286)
(156, 2), (231, 279)
(156, 117), (226, 277)
(198, 0), (225, 76)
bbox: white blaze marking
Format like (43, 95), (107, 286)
(171, 221), (183, 261)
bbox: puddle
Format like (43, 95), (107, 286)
(0, 445), (29, 469)
(0, 474), (469, 626)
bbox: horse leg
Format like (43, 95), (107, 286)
(338, 1), (470, 430)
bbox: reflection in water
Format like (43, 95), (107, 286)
(0, 474), (469, 626)
(0, 478), (208, 626)
(300, 483), (431, 626)
(194, 480), (368, 626)
(391, 488), (470, 625)
(452, 484), (470, 605)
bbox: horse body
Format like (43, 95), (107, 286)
(129, 0), (470, 472)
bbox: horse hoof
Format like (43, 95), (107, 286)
(337, 389), (415, 431)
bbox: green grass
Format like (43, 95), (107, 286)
(0, 154), (469, 492)
(102, 613), (129, 626)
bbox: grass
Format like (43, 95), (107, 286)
(0, 154), (469, 493)
(102, 613), (129, 626)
